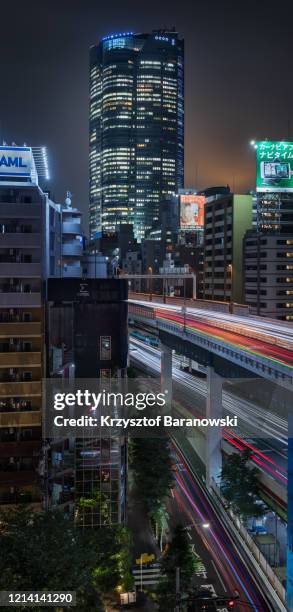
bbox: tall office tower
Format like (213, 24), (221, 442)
(203, 188), (252, 304)
(89, 29), (184, 241)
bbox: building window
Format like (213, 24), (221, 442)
(100, 369), (111, 378)
(100, 336), (111, 360)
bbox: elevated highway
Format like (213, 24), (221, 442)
(128, 297), (293, 388)
(130, 337), (287, 517)
(128, 295), (292, 497)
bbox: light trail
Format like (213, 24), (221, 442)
(130, 337), (288, 485)
(130, 298), (293, 351)
(172, 441), (271, 611)
(155, 309), (293, 370)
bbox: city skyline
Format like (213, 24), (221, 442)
(0, 3), (292, 611)
(1, 0), (292, 229)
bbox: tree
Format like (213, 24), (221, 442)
(150, 504), (169, 551)
(220, 450), (267, 520)
(0, 508), (133, 611)
(156, 524), (201, 611)
(129, 434), (174, 518)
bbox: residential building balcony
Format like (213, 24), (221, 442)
(0, 440), (41, 457)
(0, 293), (41, 307)
(0, 381), (41, 398)
(62, 265), (82, 278)
(0, 352), (41, 368)
(0, 322), (41, 337)
(62, 222), (81, 234)
(0, 470), (38, 485)
(0, 263), (41, 277)
(62, 243), (83, 256)
(0, 488), (41, 505)
(0, 410), (41, 428)
(0, 233), (41, 248)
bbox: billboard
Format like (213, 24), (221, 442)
(180, 194), (205, 229)
(0, 146), (33, 178)
(256, 141), (293, 193)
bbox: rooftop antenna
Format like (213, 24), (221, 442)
(65, 191), (72, 208)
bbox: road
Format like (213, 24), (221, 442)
(129, 300), (293, 370)
(129, 337), (288, 488)
(170, 440), (277, 612)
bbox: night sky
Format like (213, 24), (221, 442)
(1, 0), (293, 230)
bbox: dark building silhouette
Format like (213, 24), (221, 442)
(46, 278), (128, 526)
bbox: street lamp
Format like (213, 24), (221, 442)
(148, 266), (153, 301)
(227, 263), (233, 305)
(184, 521), (210, 530)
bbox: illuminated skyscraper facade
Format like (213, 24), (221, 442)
(89, 30), (184, 241)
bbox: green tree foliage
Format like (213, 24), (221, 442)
(129, 435), (174, 518)
(220, 450), (267, 520)
(0, 508), (133, 611)
(156, 524), (200, 611)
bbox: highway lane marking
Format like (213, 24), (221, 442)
(211, 559), (227, 593)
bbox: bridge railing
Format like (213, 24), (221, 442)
(211, 479), (286, 608)
(128, 292), (250, 315)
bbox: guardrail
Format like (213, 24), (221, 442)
(211, 480), (286, 609)
(128, 292), (250, 315)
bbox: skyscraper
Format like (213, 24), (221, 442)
(89, 29), (184, 241)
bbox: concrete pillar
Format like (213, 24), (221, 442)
(206, 366), (223, 489)
(160, 343), (172, 413)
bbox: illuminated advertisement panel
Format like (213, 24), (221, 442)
(0, 146), (33, 177)
(256, 141), (293, 192)
(180, 194), (205, 229)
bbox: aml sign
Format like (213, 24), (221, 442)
(0, 146), (32, 177)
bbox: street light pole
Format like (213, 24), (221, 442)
(148, 266), (153, 301)
(183, 275), (186, 333)
(227, 263), (233, 313)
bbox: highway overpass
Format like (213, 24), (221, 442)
(128, 296), (292, 492)
(128, 297), (293, 389)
